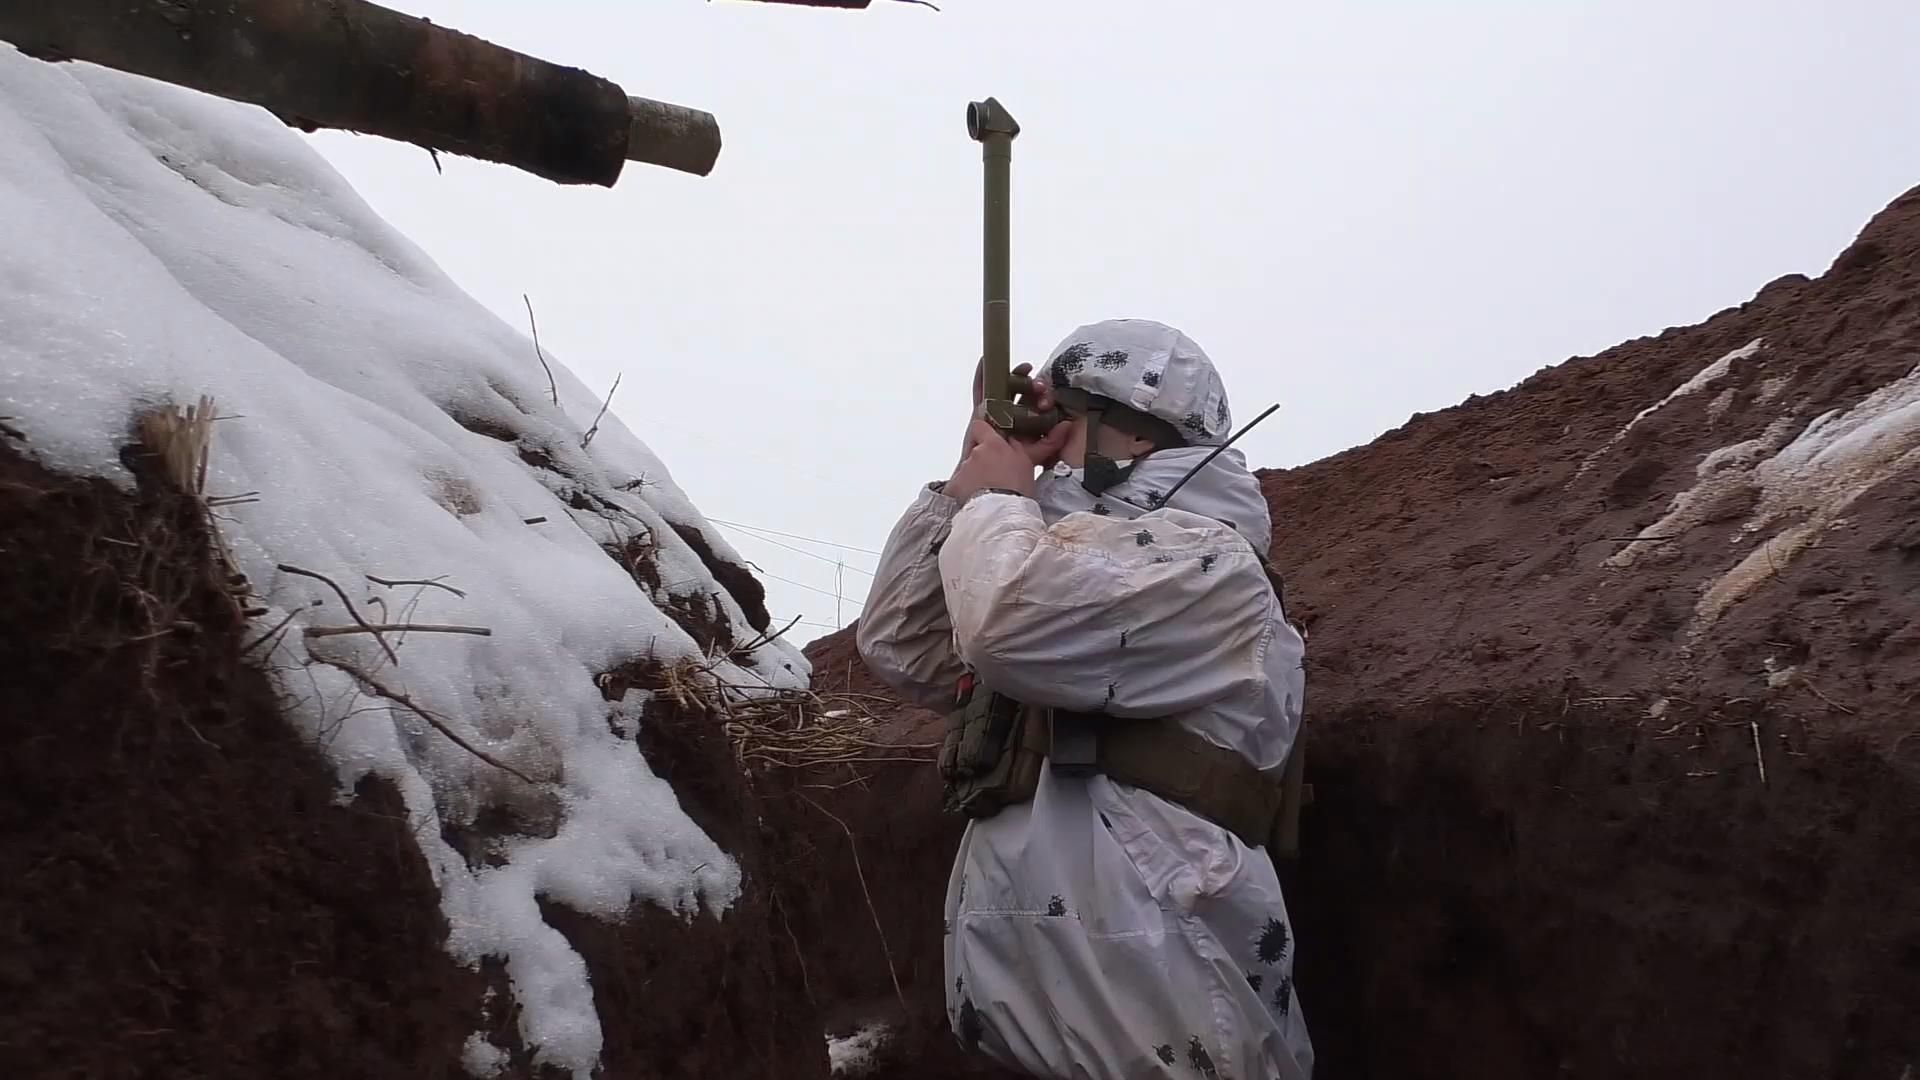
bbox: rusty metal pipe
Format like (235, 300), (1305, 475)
(0, 0), (720, 186)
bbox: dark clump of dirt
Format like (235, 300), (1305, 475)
(440, 797), (562, 872)
(588, 670), (831, 1079)
(671, 521), (773, 634)
(0, 443), (487, 1078)
(516, 443), (559, 471)
(448, 408), (520, 444)
(597, 654), (675, 702)
(607, 529), (665, 594)
(662, 588), (735, 655)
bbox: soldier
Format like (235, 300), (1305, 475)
(858, 318), (1313, 1079)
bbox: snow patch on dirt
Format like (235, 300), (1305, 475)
(1576, 338), (1764, 478)
(1607, 357), (1920, 629)
(827, 1024), (893, 1076)
(462, 1034), (510, 1078)
(1697, 360), (1920, 625)
(0, 53), (806, 1078)
(1604, 419), (1794, 570)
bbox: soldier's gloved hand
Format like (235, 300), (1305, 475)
(946, 419), (1068, 503)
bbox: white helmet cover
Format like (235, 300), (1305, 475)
(1034, 318), (1233, 446)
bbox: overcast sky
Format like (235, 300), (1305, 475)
(310, 0), (1920, 645)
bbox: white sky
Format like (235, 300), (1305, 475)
(309, 0), (1920, 645)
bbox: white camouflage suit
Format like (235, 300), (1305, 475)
(857, 320), (1313, 1079)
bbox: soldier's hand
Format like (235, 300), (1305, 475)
(971, 358), (1052, 410)
(947, 419), (1069, 502)
(1010, 362), (1054, 414)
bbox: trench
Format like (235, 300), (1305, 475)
(1285, 697), (1920, 1080)
(7, 430), (1912, 1079)
(790, 688), (1920, 1080)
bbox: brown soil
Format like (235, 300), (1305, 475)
(0, 441), (828, 1080)
(788, 640), (1024, 1079)
(798, 185), (1920, 1079)
(0, 444), (485, 1078)
(670, 521), (773, 635)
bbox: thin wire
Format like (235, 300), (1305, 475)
(762, 570), (866, 608)
(707, 517), (884, 557)
(715, 522), (876, 577)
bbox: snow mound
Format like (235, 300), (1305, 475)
(0, 51), (807, 1077)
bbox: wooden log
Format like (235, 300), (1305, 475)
(0, 0), (720, 185)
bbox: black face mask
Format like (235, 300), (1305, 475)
(1078, 400), (1137, 495)
(1050, 387), (1185, 496)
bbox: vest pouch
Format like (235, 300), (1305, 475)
(939, 688), (1046, 819)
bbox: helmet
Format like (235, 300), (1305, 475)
(1035, 318), (1233, 448)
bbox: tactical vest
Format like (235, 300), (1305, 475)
(936, 560), (1311, 859)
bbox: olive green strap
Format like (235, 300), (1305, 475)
(1068, 712), (1288, 853)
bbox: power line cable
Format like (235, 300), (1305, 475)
(715, 522), (876, 577)
(707, 517), (884, 557)
(761, 570), (865, 608)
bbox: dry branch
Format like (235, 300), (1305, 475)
(276, 563), (399, 666)
(582, 373), (622, 448)
(317, 652), (535, 784)
(731, 613), (804, 658)
(240, 601), (320, 656)
(523, 294), (559, 406)
(367, 574), (468, 598)
(305, 623), (491, 639)
(1796, 676), (1858, 715)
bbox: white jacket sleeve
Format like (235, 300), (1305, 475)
(936, 492), (1274, 716)
(854, 483), (967, 710)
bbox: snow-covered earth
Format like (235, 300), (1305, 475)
(0, 48), (808, 1077)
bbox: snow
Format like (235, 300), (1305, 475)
(462, 1034), (509, 1078)
(1603, 419), (1793, 571)
(826, 1023), (893, 1076)
(0, 51), (808, 1078)
(1707, 387), (1736, 421)
(1604, 358), (1920, 630)
(1696, 360), (1920, 624)
(1575, 338), (1764, 478)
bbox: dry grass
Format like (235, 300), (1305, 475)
(642, 654), (936, 776)
(134, 397), (251, 619)
(136, 394), (215, 497)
